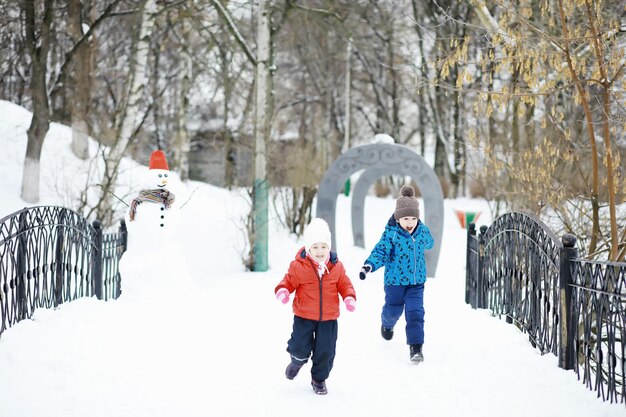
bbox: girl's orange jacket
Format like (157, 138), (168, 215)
(275, 247), (356, 321)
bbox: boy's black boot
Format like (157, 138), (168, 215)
(311, 379), (328, 395)
(381, 324), (394, 341)
(285, 362), (303, 380)
(410, 344), (424, 363)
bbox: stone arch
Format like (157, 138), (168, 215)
(316, 143), (443, 277)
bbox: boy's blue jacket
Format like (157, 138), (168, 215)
(365, 215), (434, 285)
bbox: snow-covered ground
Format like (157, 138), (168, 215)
(0, 100), (623, 417)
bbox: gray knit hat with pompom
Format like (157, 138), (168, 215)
(394, 185), (420, 220)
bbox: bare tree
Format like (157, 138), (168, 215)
(252, 0), (271, 271)
(68, 0), (91, 160)
(172, 8), (193, 181)
(97, 0), (157, 223)
(20, 0), (54, 203)
(463, 0), (625, 259)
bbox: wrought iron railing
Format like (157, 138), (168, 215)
(466, 212), (625, 406)
(570, 258), (626, 404)
(0, 206), (126, 339)
(465, 223), (484, 309)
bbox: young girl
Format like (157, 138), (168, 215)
(359, 185), (434, 362)
(275, 218), (356, 395)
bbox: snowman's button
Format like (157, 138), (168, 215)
(161, 215), (164, 219)
(160, 224), (164, 227)
(161, 207), (164, 211)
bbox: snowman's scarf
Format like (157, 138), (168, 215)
(129, 189), (176, 221)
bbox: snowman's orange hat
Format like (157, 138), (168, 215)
(149, 150), (169, 170)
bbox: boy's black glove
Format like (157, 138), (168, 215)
(359, 264), (372, 280)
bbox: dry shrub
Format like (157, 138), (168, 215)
(438, 177), (450, 199)
(374, 179), (391, 197)
(468, 178), (486, 198)
(410, 180), (422, 197)
(268, 139), (321, 187)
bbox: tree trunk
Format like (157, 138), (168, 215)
(452, 88), (464, 198)
(432, 84), (450, 192)
(220, 25), (235, 188)
(387, 27), (400, 142)
(253, 0), (271, 271)
(584, 0), (619, 260)
(557, 0), (601, 256)
(173, 14), (192, 181)
(151, 33), (163, 150)
(411, 0), (427, 156)
(342, 37), (352, 153)
(20, 0), (54, 203)
(68, 0), (91, 160)
(97, 0), (157, 222)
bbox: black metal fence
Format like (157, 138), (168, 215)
(466, 212), (626, 406)
(0, 206), (126, 339)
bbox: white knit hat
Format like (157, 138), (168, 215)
(303, 218), (332, 252)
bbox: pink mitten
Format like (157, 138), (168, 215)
(344, 297), (356, 312)
(276, 288), (290, 304)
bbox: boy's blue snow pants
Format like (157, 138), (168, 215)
(381, 283), (425, 345)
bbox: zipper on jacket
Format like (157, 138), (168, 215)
(412, 235), (417, 285)
(319, 277), (323, 321)
(307, 257), (324, 321)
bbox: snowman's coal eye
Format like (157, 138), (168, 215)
(158, 174), (162, 178)
(164, 174), (168, 178)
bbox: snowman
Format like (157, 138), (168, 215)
(126, 149), (181, 246)
(119, 150), (189, 301)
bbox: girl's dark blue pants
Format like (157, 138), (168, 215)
(286, 315), (338, 382)
(381, 283), (425, 345)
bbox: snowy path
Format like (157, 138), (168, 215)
(0, 196), (623, 417)
(2, 251), (620, 417)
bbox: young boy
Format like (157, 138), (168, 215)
(359, 185), (434, 362)
(275, 218), (356, 395)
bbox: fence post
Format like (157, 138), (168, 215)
(116, 219), (127, 299)
(54, 210), (65, 307)
(16, 212), (28, 321)
(92, 220), (103, 300)
(476, 225), (488, 309)
(120, 219), (128, 252)
(466, 223), (476, 306)
(559, 233), (577, 370)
